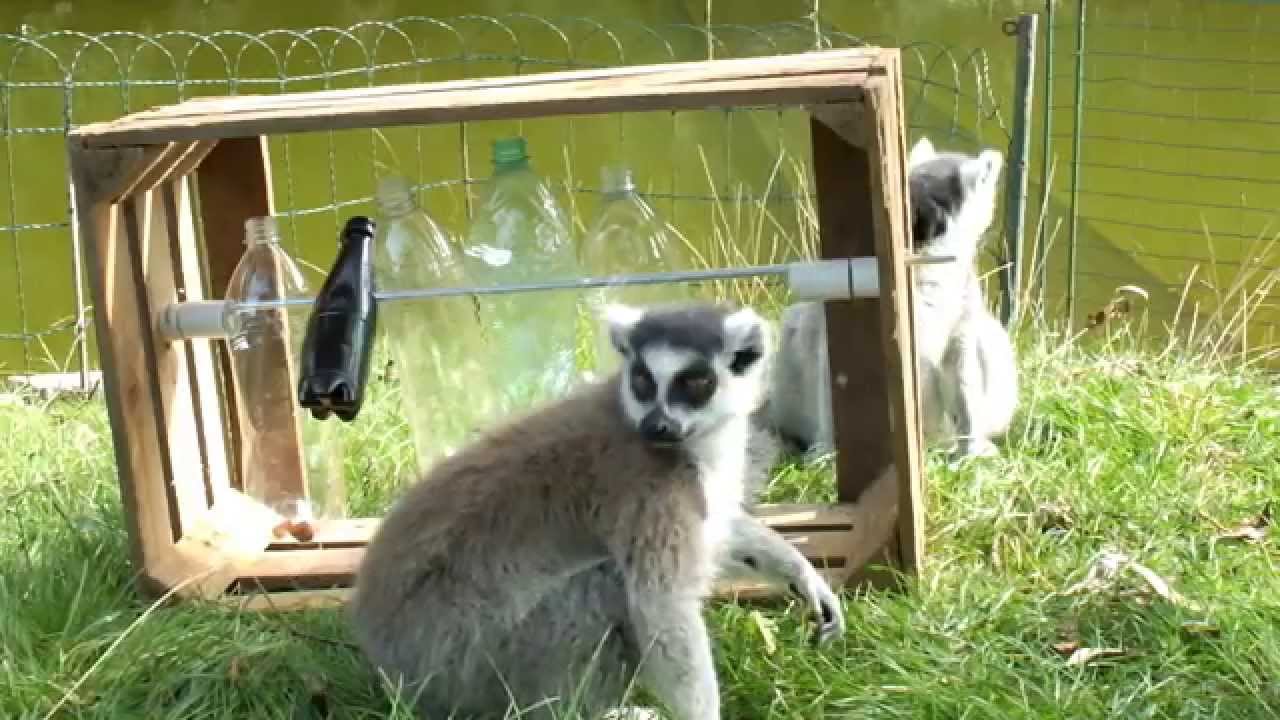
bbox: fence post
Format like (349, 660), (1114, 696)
(68, 178), (93, 391)
(1035, 0), (1055, 308)
(1001, 13), (1038, 328)
(1066, 0), (1087, 327)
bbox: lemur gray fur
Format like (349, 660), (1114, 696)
(349, 301), (844, 720)
(761, 136), (1018, 463)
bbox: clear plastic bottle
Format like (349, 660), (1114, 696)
(374, 176), (493, 471)
(579, 165), (696, 373)
(223, 216), (346, 536)
(463, 137), (581, 412)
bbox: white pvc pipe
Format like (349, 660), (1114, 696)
(157, 300), (227, 343)
(155, 255), (942, 342)
(785, 257), (880, 301)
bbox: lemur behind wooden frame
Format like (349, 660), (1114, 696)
(66, 47), (925, 612)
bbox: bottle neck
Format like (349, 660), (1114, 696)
(600, 167), (637, 199)
(493, 157), (530, 175)
(376, 177), (418, 219)
(244, 216), (281, 247)
(377, 193), (417, 219)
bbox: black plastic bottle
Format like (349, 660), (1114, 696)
(297, 216), (379, 422)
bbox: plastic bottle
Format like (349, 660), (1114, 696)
(223, 216), (345, 538)
(373, 176), (493, 471)
(463, 137), (581, 412)
(579, 165), (696, 373)
(297, 216), (378, 423)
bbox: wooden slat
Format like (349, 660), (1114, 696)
(167, 177), (232, 507)
(68, 49), (888, 146)
(809, 81), (924, 582)
(265, 517), (380, 549)
(69, 143), (186, 595)
(166, 140), (218, 183)
(863, 60), (927, 572)
(132, 185), (211, 537)
(228, 490), (901, 602)
(253, 503), (868, 549)
(171, 489), (280, 600)
(229, 588), (350, 612)
(144, 544), (236, 600)
(811, 102), (893, 502)
(236, 547), (364, 585)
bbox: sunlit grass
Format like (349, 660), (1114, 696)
(3, 146), (1280, 718)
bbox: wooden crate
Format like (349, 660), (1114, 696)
(66, 47), (925, 611)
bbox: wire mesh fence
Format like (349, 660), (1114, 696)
(1036, 0), (1280, 356)
(0, 14), (1013, 380)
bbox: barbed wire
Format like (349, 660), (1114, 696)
(0, 14), (1007, 375)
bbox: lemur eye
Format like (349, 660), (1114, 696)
(679, 372), (716, 406)
(729, 348), (761, 375)
(630, 364), (656, 402)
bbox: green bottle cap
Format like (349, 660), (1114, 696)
(492, 137), (529, 168)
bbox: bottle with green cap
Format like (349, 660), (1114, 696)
(373, 175), (494, 471)
(223, 215), (346, 538)
(463, 136), (580, 413)
(579, 165), (695, 374)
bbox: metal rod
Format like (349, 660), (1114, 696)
(67, 177), (92, 392)
(232, 254), (954, 310)
(1066, 0), (1087, 329)
(1036, 0), (1055, 306)
(1001, 12), (1039, 328)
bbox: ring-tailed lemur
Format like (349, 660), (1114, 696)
(762, 136), (1018, 463)
(350, 301), (844, 720)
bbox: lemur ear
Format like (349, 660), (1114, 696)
(908, 136), (936, 169)
(723, 307), (769, 375)
(602, 303), (644, 357)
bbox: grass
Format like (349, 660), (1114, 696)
(4, 148), (1280, 717)
(4, 297), (1280, 719)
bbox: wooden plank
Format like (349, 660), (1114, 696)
(863, 60), (927, 572)
(132, 184), (211, 538)
(810, 102), (893, 502)
(69, 143), (185, 594)
(229, 588), (351, 612)
(223, 483), (901, 608)
(255, 503), (871, 549)
(236, 547), (364, 585)
(68, 49), (887, 146)
(265, 517), (380, 549)
(172, 488), (280, 600)
(809, 87), (925, 582)
(127, 143), (198, 198)
(143, 544), (235, 600)
(165, 141), (218, 184)
(166, 177), (232, 507)
(231, 491), (899, 596)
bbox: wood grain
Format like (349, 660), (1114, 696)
(166, 178), (232, 508)
(809, 72), (924, 578)
(71, 145), (174, 594)
(862, 62), (927, 572)
(68, 49), (888, 146)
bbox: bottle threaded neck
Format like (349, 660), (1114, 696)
(244, 215), (280, 247)
(492, 136), (529, 170)
(600, 165), (636, 196)
(375, 175), (417, 218)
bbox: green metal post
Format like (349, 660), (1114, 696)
(1066, 0), (1086, 327)
(1001, 13), (1038, 328)
(1035, 0), (1055, 306)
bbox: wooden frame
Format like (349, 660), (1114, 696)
(67, 47), (924, 611)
